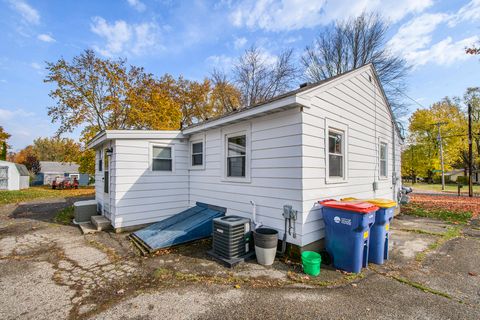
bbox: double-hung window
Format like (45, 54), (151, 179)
(191, 142), (203, 166)
(227, 135), (246, 178)
(152, 146), (172, 171)
(379, 142), (388, 178)
(328, 130), (344, 178)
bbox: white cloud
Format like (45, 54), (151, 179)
(388, 10), (480, 67)
(234, 37), (247, 49)
(30, 62), (42, 70)
(229, 0), (433, 32)
(126, 0), (146, 12)
(8, 0), (40, 25)
(90, 17), (161, 56)
(37, 33), (55, 43)
(449, 0), (480, 27)
(0, 108), (35, 121)
(388, 13), (449, 58)
(206, 55), (235, 70)
(406, 36), (480, 66)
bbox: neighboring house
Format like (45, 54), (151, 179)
(0, 160), (30, 190)
(88, 64), (404, 249)
(34, 161), (90, 186)
(446, 169), (479, 184)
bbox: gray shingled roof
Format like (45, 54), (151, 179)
(15, 164), (30, 176)
(39, 161), (79, 174)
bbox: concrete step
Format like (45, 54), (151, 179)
(91, 215), (112, 231)
(78, 222), (99, 235)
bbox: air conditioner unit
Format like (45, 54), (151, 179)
(208, 215), (253, 267)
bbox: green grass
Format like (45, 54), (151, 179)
(403, 204), (472, 224)
(404, 182), (480, 193)
(54, 206), (74, 225)
(392, 276), (452, 299)
(0, 186), (95, 205)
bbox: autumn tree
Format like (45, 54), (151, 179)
(302, 12), (409, 117)
(0, 126), (10, 160)
(45, 50), (183, 134)
(32, 137), (81, 162)
(210, 69), (241, 114)
(404, 97), (468, 181)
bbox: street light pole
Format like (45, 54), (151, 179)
(434, 122), (447, 191)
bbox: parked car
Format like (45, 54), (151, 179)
(51, 177), (79, 190)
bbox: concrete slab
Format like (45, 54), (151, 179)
(402, 237), (480, 305)
(0, 260), (75, 320)
(197, 274), (479, 320)
(394, 215), (452, 234)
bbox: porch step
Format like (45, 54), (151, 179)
(78, 222), (99, 235)
(91, 215), (112, 231)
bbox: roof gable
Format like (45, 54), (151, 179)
(39, 161), (79, 173)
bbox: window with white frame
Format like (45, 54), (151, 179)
(328, 129), (345, 178)
(191, 142), (203, 166)
(152, 146), (172, 171)
(226, 135), (246, 178)
(380, 142), (388, 178)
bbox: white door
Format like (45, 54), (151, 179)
(0, 166), (8, 190)
(103, 149), (111, 219)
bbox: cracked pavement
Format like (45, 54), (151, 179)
(0, 197), (479, 319)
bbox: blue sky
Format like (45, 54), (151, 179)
(0, 0), (479, 151)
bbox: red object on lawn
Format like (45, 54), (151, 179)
(319, 199), (379, 214)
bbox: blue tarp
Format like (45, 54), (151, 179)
(131, 202), (226, 253)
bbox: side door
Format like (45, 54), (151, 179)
(0, 166), (8, 190)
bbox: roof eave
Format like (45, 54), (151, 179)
(182, 95), (305, 135)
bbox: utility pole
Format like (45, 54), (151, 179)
(434, 122), (447, 190)
(468, 103), (473, 197)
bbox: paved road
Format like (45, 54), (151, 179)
(0, 197), (479, 320)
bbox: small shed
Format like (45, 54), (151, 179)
(0, 160), (30, 190)
(34, 161), (90, 186)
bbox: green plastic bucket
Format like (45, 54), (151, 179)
(301, 251), (322, 276)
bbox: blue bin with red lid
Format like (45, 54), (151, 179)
(319, 200), (378, 273)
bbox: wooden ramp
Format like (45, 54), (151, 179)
(129, 202), (226, 255)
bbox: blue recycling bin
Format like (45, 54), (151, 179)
(320, 200), (378, 273)
(368, 205), (395, 264)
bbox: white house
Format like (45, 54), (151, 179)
(88, 64), (404, 249)
(0, 160), (30, 190)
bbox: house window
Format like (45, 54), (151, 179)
(152, 146), (172, 171)
(227, 135), (246, 177)
(98, 150), (103, 172)
(191, 142), (203, 166)
(380, 142), (388, 178)
(328, 130), (344, 178)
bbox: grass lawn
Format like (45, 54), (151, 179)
(0, 186), (95, 205)
(402, 192), (479, 223)
(404, 182), (480, 193)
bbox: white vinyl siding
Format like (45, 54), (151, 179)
(189, 108), (303, 246)
(299, 67), (401, 246)
(109, 138), (189, 229)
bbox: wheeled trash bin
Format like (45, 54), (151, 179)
(364, 199), (396, 264)
(320, 200), (378, 273)
(340, 198), (397, 265)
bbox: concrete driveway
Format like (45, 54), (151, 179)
(0, 197), (479, 320)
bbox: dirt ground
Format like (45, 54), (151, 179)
(0, 196), (479, 320)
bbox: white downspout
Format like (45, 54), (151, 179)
(250, 200), (262, 230)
